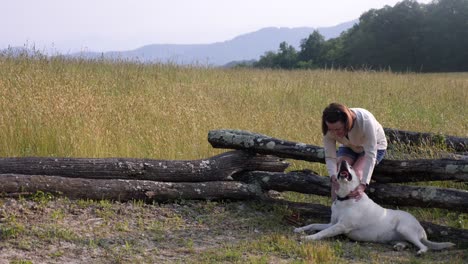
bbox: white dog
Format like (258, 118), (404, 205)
(294, 160), (455, 255)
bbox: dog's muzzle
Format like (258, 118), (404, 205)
(338, 160), (353, 181)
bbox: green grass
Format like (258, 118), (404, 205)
(0, 53), (467, 263)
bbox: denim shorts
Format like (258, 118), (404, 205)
(337, 146), (386, 165)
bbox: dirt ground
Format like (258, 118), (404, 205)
(0, 196), (466, 264)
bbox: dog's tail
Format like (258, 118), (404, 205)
(421, 238), (455, 250)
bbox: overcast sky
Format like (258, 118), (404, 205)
(2, 0), (432, 53)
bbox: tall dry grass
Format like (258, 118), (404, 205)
(0, 52), (467, 263)
(1, 53), (467, 173)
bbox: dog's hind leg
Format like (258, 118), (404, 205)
(396, 226), (428, 255)
(294, 223), (332, 233)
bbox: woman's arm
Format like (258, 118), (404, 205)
(323, 133), (338, 177)
(361, 120), (378, 185)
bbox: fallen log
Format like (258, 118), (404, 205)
(374, 158), (468, 183)
(208, 129), (325, 162)
(234, 170), (330, 197)
(0, 174), (262, 202)
(368, 182), (468, 212)
(384, 128), (468, 153)
(209, 129), (468, 183)
(0, 150), (288, 182)
(235, 170), (468, 212)
(265, 198), (468, 249)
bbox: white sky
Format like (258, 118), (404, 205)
(2, 0), (433, 53)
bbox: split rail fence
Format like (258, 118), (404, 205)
(0, 128), (467, 246)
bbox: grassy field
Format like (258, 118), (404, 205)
(0, 53), (467, 263)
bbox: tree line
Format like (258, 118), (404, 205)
(252, 0), (468, 72)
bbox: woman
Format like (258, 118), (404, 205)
(322, 102), (387, 201)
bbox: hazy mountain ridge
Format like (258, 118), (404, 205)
(44, 20), (356, 66)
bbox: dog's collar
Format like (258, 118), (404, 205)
(336, 195), (351, 201)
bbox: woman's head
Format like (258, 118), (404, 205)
(322, 103), (354, 137)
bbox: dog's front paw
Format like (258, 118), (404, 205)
(294, 227), (303, 233)
(301, 234), (318, 241)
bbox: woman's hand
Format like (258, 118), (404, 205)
(348, 183), (366, 201)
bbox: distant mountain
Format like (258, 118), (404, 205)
(70, 19), (357, 66)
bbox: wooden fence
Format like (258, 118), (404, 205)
(0, 128), (467, 246)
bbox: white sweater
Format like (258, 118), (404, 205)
(323, 108), (387, 184)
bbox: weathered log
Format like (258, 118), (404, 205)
(0, 174), (262, 202)
(384, 127), (468, 153)
(208, 129), (325, 162)
(0, 150), (288, 182)
(419, 221), (468, 249)
(234, 170), (330, 197)
(369, 182), (468, 212)
(236, 170), (468, 212)
(265, 198), (468, 248)
(209, 129), (468, 183)
(374, 158), (468, 183)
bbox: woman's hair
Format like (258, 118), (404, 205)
(321, 102), (354, 135)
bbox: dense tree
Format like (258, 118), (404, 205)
(422, 0), (468, 72)
(254, 42), (298, 69)
(254, 51), (278, 68)
(276, 42), (298, 69)
(320, 35), (346, 69)
(253, 0), (468, 72)
(297, 30), (325, 68)
(341, 0), (427, 71)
